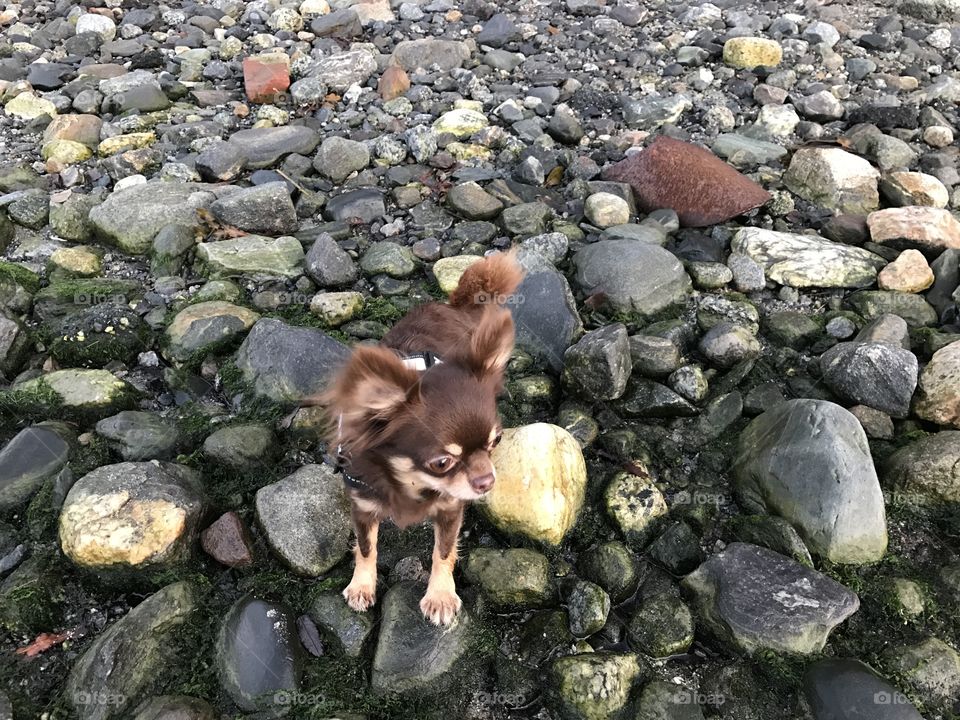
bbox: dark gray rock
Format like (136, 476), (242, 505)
(885, 431), (960, 505)
(819, 341), (918, 418)
(562, 323), (632, 400)
(255, 465), (351, 576)
(217, 596), (303, 712)
(325, 188), (386, 223)
(304, 232), (359, 287)
(203, 424), (276, 471)
(682, 543), (860, 654)
(0, 423), (72, 510)
(617, 378), (698, 418)
(234, 318), (349, 404)
(131, 695), (219, 720)
(67, 582), (197, 720)
(95, 411), (179, 461)
(308, 591), (375, 658)
(226, 126), (320, 170)
(209, 182), (298, 235)
(733, 399), (887, 564)
(803, 658), (924, 720)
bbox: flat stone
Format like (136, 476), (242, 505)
(723, 37), (783, 68)
(0, 424), (71, 510)
(226, 125), (320, 170)
(391, 39), (470, 72)
(209, 182), (298, 235)
(880, 171), (950, 208)
(196, 235), (304, 279)
(311, 50), (378, 92)
(804, 658), (924, 720)
(94, 411), (179, 462)
(682, 543), (860, 654)
(164, 301), (260, 363)
(867, 206), (960, 256)
(463, 548), (552, 609)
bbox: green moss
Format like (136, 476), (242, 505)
(0, 379), (64, 433)
(0, 259), (40, 293)
(360, 296), (402, 325)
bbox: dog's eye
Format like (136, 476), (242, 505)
(427, 455), (457, 474)
(491, 431), (503, 448)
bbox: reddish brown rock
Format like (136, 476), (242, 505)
(242, 53), (291, 104)
(42, 114), (103, 149)
(378, 64), (410, 101)
(602, 136), (771, 227)
(867, 206), (960, 256)
(201, 511), (255, 567)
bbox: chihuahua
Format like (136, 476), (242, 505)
(321, 250), (524, 625)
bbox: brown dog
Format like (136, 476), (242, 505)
(322, 251), (524, 625)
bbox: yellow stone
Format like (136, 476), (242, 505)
(604, 469), (667, 544)
(4, 91), (57, 119)
(446, 142), (493, 162)
(486, 423), (587, 545)
(49, 247), (102, 277)
(723, 37), (783, 69)
(433, 255), (482, 294)
(309, 291), (364, 326)
(41, 139), (93, 164)
(98, 132), (157, 157)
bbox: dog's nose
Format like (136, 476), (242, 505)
(470, 473), (495, 493)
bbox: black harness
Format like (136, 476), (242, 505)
(336, 351), (443, 498)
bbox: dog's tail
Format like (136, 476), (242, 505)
(448, 248), (524, 308)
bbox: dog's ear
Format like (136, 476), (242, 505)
(333, 345), (421, 421)
(459, 306), (515, 378)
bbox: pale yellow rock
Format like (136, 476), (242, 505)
(98, 132), (157, 157)
(604, 468), (667, 544)
(309, 291), (364, 326)
(485, 423), (587, 545)
(49, 247), (102, 277)
(4, 91), (57, 119)
(299, 0), (330, 16)
(446, 142), (494, 162)
(433, 255), (482, 294)
(433, 108), (489, 138)
(877, 249), (934, 293)
(41, 139), (93, 165)
(60, 492), (188, 566)
(723, 37), (783, 69)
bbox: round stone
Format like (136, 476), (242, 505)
(584, 192), (630, 228)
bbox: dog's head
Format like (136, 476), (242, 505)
(325, 306), (514, 501)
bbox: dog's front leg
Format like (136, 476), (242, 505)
(343, 505), (379, 612)
(420, 503), (464, 626)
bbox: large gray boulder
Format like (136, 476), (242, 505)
(733, 399), (887, 563)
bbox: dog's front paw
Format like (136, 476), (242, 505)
(419, 589), (462, 626)
(343, 581), (376, 612)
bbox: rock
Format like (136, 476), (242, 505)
(722, 37), (783, 68)
(783, 147), (880, 215)
(164, 301), (260, 363)
(304, 233), (359, 287)
(0, 423), (71, 510)
(90, 182), (215, 254)
(67, 582), (196, 720)
(901, 0), (960, 22)
(733, 399), (887, 563)
(433, 255), (482, 294)
(885, 431), (960, 504)
(883, 637), (960, 707)
(95, 412), (179, 461)
(433, 108), (489, 138)
(325, 188), (386, 223)
(850, 404), (895, 440)
(731, 227), (885, 288)
(602, 136), (770, 227)
(618, 378), (698, 417)
(391, 39), (470, 73)
(203, 424), (276, 470)
(878, 249), (935, 292)
(562, 323), (632, 400)
(699, 322), (761, 369)
(131, 696), (219, 720)
(604, 469), (668, 546)
(846, 291), (938, 327)
(196, 235), (304, 279)
(217, 596), (303, 711)
(574, 239), (691, 315)
(4, 92), (58, 120)
(360, 241), (415, 278)
(200, 511), (254, 568)
(445, 182), (504, 220)
(880, 172), (950, 208)
(255, 464), (351, 575)
(0, 309), (29, 379)
(566, 580), (610, 638)
(310, 291), (364, 325)
(729, 514), (813, 567)
(511, 253), (583, 371)
(712, 133), (788, 165)
(727, 253), (766, 292)
(313, 136), (370, 183)
(550, 653), (644, 720)
(242, 53), (290, 103)
(501, 202), (552, 237)
(621, 94), (692, 130)
(682, 543), (859, 654)
(798, 90), (845, 122)
(803, 658), (924, 720)
(59, 462), (204, 569)
(372, 580), (477, 693)
(579, 541), (641, 603)
(584, 192), (630, 228)
(310, 8), (361, 37)
(819, 342), (918, 417)
(634, 681), (706, 720)
(378, 64), (410, 101)
(627, 593), (694, 657)
(234, 319), (349, 404)
(308, 591), (375, 658)
(867, 206), (960, 256)
(464, 548), (552, 609)
(227, 126), (320, 169)
(913, 341), (960, 428)
(629, 335), (682, 377)
(76, 12), (116, 40)
(209, 183), (298, 235)
(311, 50), (378, 91)
(485, 423), (587, 545)
(11, 369), (136, 420)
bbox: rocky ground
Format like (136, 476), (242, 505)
(1, 0), (960, 717)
